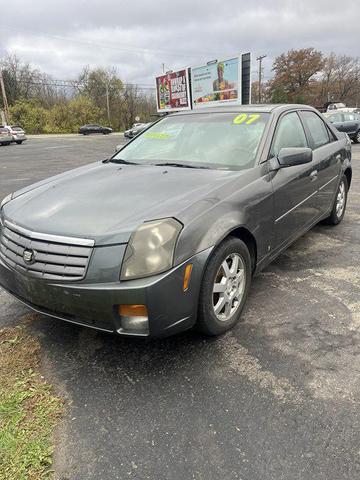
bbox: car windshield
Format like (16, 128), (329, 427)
(112, 112), (270, 170)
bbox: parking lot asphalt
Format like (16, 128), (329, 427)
(1, 136), (360, 480)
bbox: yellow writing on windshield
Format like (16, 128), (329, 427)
(144, 132), (171, 139)
(233, 114), (261, 125)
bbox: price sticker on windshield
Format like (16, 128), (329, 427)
(144, 132), (171, 139)
(233, 114), (261, 125)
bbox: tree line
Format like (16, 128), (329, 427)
(1, 48), (359, 133)
(0, 55), (155, 133)
(252, 48), (360, 108)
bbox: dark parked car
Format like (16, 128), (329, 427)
(324, 112), (360, 143)
(0, 105), (351, 338)
(79, 124), (112, 135)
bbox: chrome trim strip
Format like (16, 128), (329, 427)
(275, 174), (339, 224)
(318, 175), (338, 191)
(3, 220), (95, 247)
(116, 328), (149, 337)
(275, 190), (318, 223)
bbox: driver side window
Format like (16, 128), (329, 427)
(271, 112), (308, 157)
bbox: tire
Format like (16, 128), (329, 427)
(324, 175), (348, 225)
(197, 237), (252, 336)
(16, 141), (22, 145)
(354, 130), (360, 144)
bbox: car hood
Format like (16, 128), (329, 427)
(3, 161), (238, 245)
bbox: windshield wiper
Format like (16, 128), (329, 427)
(108, 158), (139, 165)
(153, 162), (209, 169)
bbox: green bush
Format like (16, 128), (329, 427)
(9, 100), (48, 134)
(9, 97), (106, 134)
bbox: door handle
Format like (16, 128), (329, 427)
(310, 170), (318, 181)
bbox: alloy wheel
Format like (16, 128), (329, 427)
(336, 180), (346, 218)
(212, 253), (246, 321)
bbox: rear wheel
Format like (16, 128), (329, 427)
(16, 141), (22, 145)
(197, 237), (252, 336)
(354, 130), (360, 144)
(324, 175), (348, 225)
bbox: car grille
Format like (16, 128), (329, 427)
(0, 220), (94, 281)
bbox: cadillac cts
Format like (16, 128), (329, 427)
(0, 105), (352, 337)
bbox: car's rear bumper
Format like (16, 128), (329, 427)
(12, 134), (27, 142)
(0, 248), (212, 337)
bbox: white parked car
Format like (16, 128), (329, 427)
(5, 125), (27, 144)
(0, 126), (12, 146)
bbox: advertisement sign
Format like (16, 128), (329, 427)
(155, 69), (191, 112)
(191, 57), (241, 108)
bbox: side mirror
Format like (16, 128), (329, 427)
(277, 147), (312, 168)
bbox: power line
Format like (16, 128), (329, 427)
(7, 78), (156, 90)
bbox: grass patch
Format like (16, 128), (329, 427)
(0, 326), (64, 480)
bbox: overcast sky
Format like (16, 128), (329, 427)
(0, 0), (357, 86)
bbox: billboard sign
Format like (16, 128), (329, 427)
(190, 56), (241, 108)
(155, 69), (191, 112)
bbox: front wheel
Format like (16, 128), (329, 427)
(197, 237), (252, 336)
(324, 175), (348, 225)
(16, 141), (22, 145)
(354, 130), (360, 144)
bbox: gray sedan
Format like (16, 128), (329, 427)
(0, 105), (352, 338)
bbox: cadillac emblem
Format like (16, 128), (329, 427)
(23, 249), (35, 264)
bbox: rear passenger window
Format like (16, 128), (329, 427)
(301, 111), (330, 149)
(271, 112), (308, 157)
(344, 113), (355, 121)
(328, 113), (342, 123)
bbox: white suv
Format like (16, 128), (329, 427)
(5, 125), (27, 145)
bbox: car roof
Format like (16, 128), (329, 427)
(169, 104), (317, 116)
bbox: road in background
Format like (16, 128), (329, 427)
(0, 134), (126, 199)
(1, 137), (360, 480)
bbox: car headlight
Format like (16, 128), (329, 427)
(0, 193), (13, 209)
(121, 218), (182, 280)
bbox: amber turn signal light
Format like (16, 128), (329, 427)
(118, 304), (148, 317)
(183, 264), (193, 291)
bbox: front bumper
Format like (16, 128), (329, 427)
(0, 248), (212, 337)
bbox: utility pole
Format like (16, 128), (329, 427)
(256, 55), (267, 104)
(0, 71), (10, 125)
(105, 83), (111, 126)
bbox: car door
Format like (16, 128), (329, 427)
(269, 111), (320, 249)
(342, 113), (358, 136)
(327, 113), (344, 132)
(299, 110), (342, 215)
